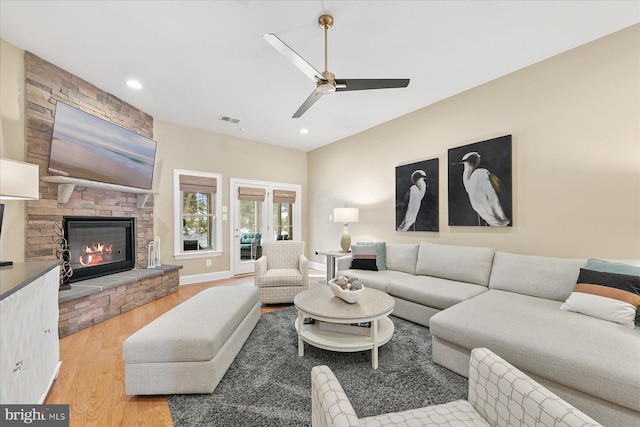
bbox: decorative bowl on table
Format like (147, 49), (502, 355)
(328, 278), (365, 304)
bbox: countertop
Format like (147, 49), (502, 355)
(0, 260), (61, 301)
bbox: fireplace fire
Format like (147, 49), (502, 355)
(63, 216), (136, 283)
(79, 242), (114, 266)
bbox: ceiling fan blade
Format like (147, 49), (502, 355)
(263, 33), (325, 82)
(334, 78), (410, 91)
(293, 89), (324, 118)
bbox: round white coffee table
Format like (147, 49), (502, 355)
(293, 285), (395, 369)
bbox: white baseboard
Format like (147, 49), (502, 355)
(180, 263), (328, 286)
(179, 270), (232, 285)
(309, 261), (326, 271)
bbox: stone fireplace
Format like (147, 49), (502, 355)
(22, 52), (181, 338)
(63, 216), (136, 283)
(24, 51), (154, 269)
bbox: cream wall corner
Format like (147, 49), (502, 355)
(308, 24), (640, 262)
(0, 39), (26, 263)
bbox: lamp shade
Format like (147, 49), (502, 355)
(334, 207), (358, 223)
(0, 158), (40, 200)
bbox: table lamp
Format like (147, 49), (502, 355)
(333, 207), (358, 252)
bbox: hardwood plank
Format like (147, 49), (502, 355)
(45, 270), (324, 426)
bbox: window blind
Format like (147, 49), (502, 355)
(238, 187), (266, 202)
(273, 189), (296, 204)
(180, 175), (217, 193)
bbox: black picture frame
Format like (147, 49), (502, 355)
(395, 158), (439, 232)
(448, 135), (512, 226)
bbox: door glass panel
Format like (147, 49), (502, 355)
(273, 202), (293, 240)
(239, 199), (263, 260)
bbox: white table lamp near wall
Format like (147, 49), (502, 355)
(333, 207), (358, 252)
(0, 157), (40, 267)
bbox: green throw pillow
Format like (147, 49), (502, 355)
(355, 242), (386, 271)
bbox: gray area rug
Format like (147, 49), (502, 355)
(168, 306), (467, 426)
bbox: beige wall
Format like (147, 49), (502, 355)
(0, 39), (26, 263)
(308, 24), (640, 263)
(153, 120), (308, 278)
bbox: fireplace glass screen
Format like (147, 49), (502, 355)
(63, 216), (135, 283)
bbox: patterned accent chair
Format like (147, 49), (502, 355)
(254, 240), (308, 304)
(311, 347), (603, 427)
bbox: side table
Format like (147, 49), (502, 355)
(316, 250), (350, 284)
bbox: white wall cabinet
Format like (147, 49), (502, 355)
(0, 264), (61, 403)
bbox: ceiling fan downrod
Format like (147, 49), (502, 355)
(318, 14), (335, 92)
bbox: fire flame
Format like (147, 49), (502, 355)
(78, 242), (114, 266)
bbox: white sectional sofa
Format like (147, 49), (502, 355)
(336, 242), (640, 426)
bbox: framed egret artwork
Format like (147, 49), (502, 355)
(395, 158), (439, 232)
(448, 135), (512, 227)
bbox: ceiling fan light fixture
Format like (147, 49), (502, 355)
(317, 81), (336, 94)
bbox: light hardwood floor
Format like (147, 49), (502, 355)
(44, 273), (313, 427)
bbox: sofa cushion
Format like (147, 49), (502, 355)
(586, 259), (640, 324)
(123, 286), (259, 364)
(258, 268), (303, 287)
(386, 276), (488, 310)
(488, 252), (586, 301)
(350, 243), (379, 271)
(429, 289), (640, 413)
(337, 269), (413, 293)
(416, 242), (495, 286)
(586, 258), (640, 276)
(356, 241), (386, 271)
(360, 400), (488, 427)
(385, 243), (419, 274)
(561, 268), (640, 328)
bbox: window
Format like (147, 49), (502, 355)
(174, 169), (222, 259)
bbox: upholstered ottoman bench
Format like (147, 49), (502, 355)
(123, 286), (260, 395)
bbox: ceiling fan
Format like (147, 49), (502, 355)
(264, 14), (410, 118)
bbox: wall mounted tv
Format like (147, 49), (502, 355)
(48, 102), (157, 190)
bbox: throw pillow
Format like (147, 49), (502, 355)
(356, 241), (386, 271)
(585, 258), (640, 276)
(350, 244), (379, 271)
(560, 268), (640, 328)
(585, 259), (640, 324)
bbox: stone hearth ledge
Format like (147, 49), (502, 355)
(58, 265), (181, 303)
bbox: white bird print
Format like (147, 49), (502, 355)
(398, 170), (428, 231)
(458, 152), (510, 226)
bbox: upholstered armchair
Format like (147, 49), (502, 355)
(311, 347), (602, 427)
(255, 240), (308, 304)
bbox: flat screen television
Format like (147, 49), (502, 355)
(48, 102), (157, 190)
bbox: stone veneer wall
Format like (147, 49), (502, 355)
(23, 52), (155, 268)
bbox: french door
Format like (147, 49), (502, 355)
(231, 179), (301, 275)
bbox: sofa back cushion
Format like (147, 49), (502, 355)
(415, 242), (495, 286)
(385, 243), (419, 275)
(489, 252), (586, 301)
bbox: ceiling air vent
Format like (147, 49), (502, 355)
(219, 115), (240, 124)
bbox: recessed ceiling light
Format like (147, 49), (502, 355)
(126, 79), (142, 90)
(300, 128), (309, 134)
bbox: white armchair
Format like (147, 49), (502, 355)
(311, 347), (602, 427)
(255, 240), (308, 304)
